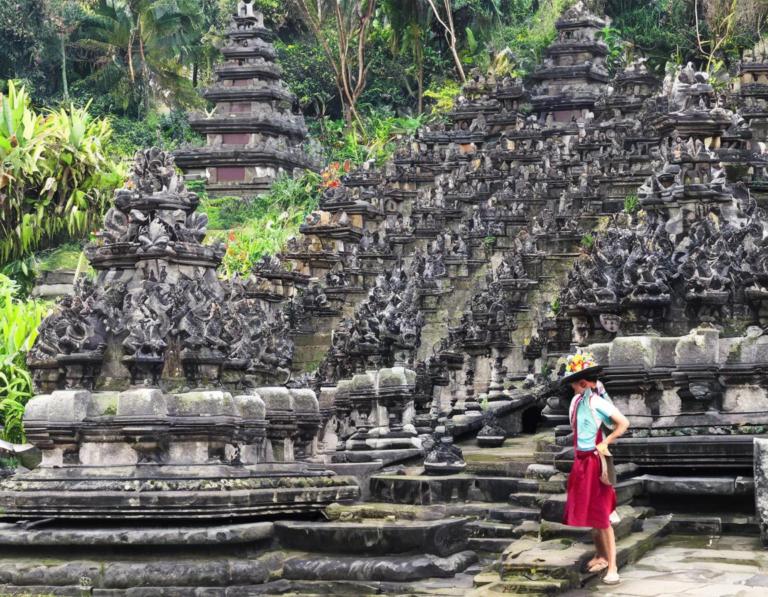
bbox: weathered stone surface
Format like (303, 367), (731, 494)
(274, 518), (469, 556)
(117, 389), (167, 417)
(755, 438), (768, 545)
(0, 521), (274, 546)
(281, 550), (478, 581)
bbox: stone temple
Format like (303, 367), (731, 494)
(174, 0), (317, 195)
(4, 2), (768, 595)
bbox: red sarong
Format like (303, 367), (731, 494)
(562, 396), (617, 529)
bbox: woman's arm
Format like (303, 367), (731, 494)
(596, 410), (629, 456)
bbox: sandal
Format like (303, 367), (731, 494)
(588, 561), (608, 573)
(603, 572), (621, 585)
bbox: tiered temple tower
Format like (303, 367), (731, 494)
(174, 0), (316, 196)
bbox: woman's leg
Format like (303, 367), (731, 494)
(588, 528), (608, 569)
(599, 525), (618, 574)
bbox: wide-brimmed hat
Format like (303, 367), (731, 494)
(560, 349), (603, 385)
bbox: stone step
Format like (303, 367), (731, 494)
(468, 537), (517, 553)
(0, 520), (274, 546)
(667, 512), (760, 535)
(536, 440), (562, 453)
(501, 515), (672, 582)
(0, 550), (479, 593)
(464, 454), (536, 478)
(525, 464), (559, 481)
(465, 520), (541, 551)
(469, 577), (570, 596)
(534, 451), (560, 465)
(370, 474), (525, 505)
(537, 505), (652, 542)
(488, 505), (540, 524)
(274, 518), (471, 557)
(508, 492), (546, 509)
(466, 521), (519, 539)
(281, 550), (479, 583)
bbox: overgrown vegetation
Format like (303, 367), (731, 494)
(201, 172), (322, 277)
(0, 82), (125, 263)
(0, 274), (49, 443)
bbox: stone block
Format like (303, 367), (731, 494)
(80, 441), (139, 466)
(233, 393), (266, 419)
(318, 387), (336, 409)
(166, 391), (238, 417)
(723, 385), (768, 413)
(169, 441), (210, 464)
(117, 389), (168, 417)
(609, 337), (652, 368)
(289, 389), (319, 414)
(24, 394), (52, 421)
(258, 387), (293, 411)
(46, 390), (92, 422)
(676, 325), (720, 366)
(351, 371), (376, 391)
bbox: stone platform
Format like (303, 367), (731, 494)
(561, 534), (768, 597)
(0, 463), (358, 519)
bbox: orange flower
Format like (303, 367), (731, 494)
(228, 232), (236, 242)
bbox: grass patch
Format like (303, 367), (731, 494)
(37, 243), (85, 271)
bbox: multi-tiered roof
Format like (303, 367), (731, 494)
(174, 0), (317, 196)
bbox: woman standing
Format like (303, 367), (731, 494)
(561, 351), (630, 586)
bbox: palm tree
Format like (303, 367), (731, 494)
(76, 0), (203, 114)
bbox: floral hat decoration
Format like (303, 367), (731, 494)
(560, 349), (603, 385)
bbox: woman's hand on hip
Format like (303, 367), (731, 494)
(596, 442), (612, 456)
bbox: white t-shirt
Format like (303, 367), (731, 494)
(569, 386), (617, 452)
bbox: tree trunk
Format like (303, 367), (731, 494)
(60, 35), (69, 101)
(192, 61), (198, 88)
(416, 41), (423, 115)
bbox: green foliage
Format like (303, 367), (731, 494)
(488, 0), (576, 79)
(275, 38), (337, 111)
(624, 194), (639, 214)
(314, 108), (426, 167)
(581, 233), (595, 249)
(106, 110), (204, 157)
(0, 81), (126, 264)
(597, 26), (628, 75)
(423, 79), (462, 118)
(200, 172), (322, 277)
(76, 0), (206, 114)
(0, 274), (50, 443)
(0, 255), (38, 297)
(551, 298), (561, 314)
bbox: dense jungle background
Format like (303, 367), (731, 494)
(0, 0), (767, 443)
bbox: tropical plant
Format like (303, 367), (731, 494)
(624, 194), (639, 214)
(75, 0), (204, 114)
(597, 26), (628, 75)
(204, 172), (322, 277)
(0, 81), (125, 264)
(0, 274), (49, 443)
(315, 109), (425, 166)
